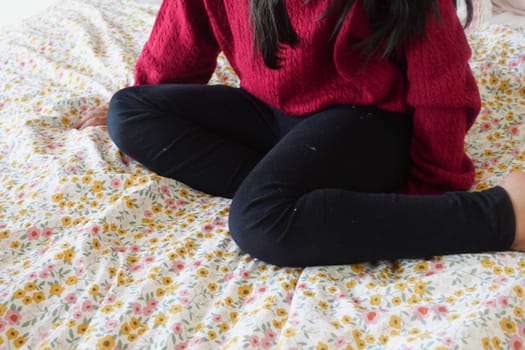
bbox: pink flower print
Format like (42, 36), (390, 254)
(192, 261), (202, 268)
(26, 227), (40, 240)
(241, 270), (251, 279)
(224, 273), (234, 281)
(0, 320), (6, 332)
(335, 336), (346, 347)
(442, 337), (453, 347)
(180, 290), (190, 297)
(147, 298), (159, 308)
(28, 272), (37, 279)
(165, 199), (176, 209)
(286, 292), (294, 304)
(105, 294), (117, 304)
(161, 186), (170, 195)
(414, 306), (430, 320)
(176, 199), (187, 206)
(175, 342), (188, 350)
(42, 228), (53, 238)
(144, 210), (153, 218)
(132, 303), (142, 315)
(431, 262), (445, 270)
(510, 335), (525, 350)
(130, 245), (140, 253)
(518, 323), (525, 337)
(512, 149), (521, 158)
(144, 256), (154, 264)
(509, 125), (521, 136)
(143, 306), (154, 317)
(480, 122), (492, 132)
(214, 219), (225, 227)
(75, 267), (85, 276)
(257, 286), (267, 293)
(82, 300), (93, 313)
(213, 314), (222, 323)
(110, 178), (121, 188)
(363, 311), (380, 324)
(39, 270), (50, 279)
(249, 335), (260, 347)
(5, 310), (22, 325)
(180, 298), (190, 305)
(90, 225), (101, 235)
(105, 320), (118, 329)
(261, 337), (273, 349)
(173, 261), (185, 272)
(203, 224), (214, 232)
(433, 305), (448, 317)
(498, 296), (509, 307)
(172, 322), (183, 334)
(264, 330), (276, 340)
(337, 293), (348, 299)
(494, 275), (509, 285)
(484, 299), (497, 307)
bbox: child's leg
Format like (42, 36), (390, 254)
(229, 106), (515, 267)
(107, 84), (279, 198)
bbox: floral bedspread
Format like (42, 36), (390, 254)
(0, 1), (524, 349)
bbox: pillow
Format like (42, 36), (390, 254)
(492, 0), (525, 15)
(457, 0), (493, 31)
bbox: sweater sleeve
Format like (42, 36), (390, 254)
(134, 0), (220, 85)
(404, 0), (481, 195)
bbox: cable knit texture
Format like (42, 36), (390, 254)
(134, 0), (481, 195)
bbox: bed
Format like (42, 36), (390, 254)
(0, 0), (524, 349)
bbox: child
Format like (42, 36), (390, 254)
(77, 0), (525, 267)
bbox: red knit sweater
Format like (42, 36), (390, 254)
(134, 0), (481, 195)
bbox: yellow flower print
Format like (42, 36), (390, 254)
(208, 330), (217, 340)
(10, 241), (21, 249)
(370, 294), (382, 306)
(316, 342), (329, 350)
(121, 323), (131, 335)
(32, 291), (46, 304)
(519, 86), (525, 98)
(283, 328), (296, 337)
(379, 335), (389, 345)
(89, 284), (100, 296)
(92, 239), (101, 250)
(66, 276), (78, 285)
(492, 336), (501, 349)
(389, 315), (402, 329)
(127, 334), (138, 342)
(391, 296), (402, 306)
(499, 80), (510, 91)
(237, 285), (253, 298)
(318, 301), (329, 310)
(395, 282), (407, 291)
(62, 249), (77, 263)
(90, 180), (103, 193)
(52, 193), (64, 202)
(22, 297), (32, 305)
(156, 288), (165, 297)
(272, 319), (283, 329)
(13, 289), (25, 299)
(408, 295), (420, 305)
(276, 308), (288, 317)
(49, 284), (64, 296)
(13, 337), (27, 349)
(61, 216), (72, 227)
(96, 335), (115, 350)
(7, 328), (19, 340)
(352, 329), (363, 339)
(346, 280), (357, 289)
(0, 304), (6, 316)
(413, 262), (429, 272)
(77, 323), (88, 334)
(154, 313), (167, 327)
(499, 318), (516, 334)
(514, 285), (524, 298)
(514, 307), (523, 318)
(196, 267), (209, 278)
(482, 337), (490, 350)
(365, 334), (375, 344)
(415, 281), (427, 295)
(0, 230), (9, 239)
(230, 312), (239, 323)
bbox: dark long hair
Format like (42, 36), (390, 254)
(250, 0), (473, 69)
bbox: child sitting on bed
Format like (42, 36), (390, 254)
(76, 0), (525, 267)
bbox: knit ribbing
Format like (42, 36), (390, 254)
(133, 0), (481, 195)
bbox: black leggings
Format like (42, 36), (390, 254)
(107, 84), (515, 267)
